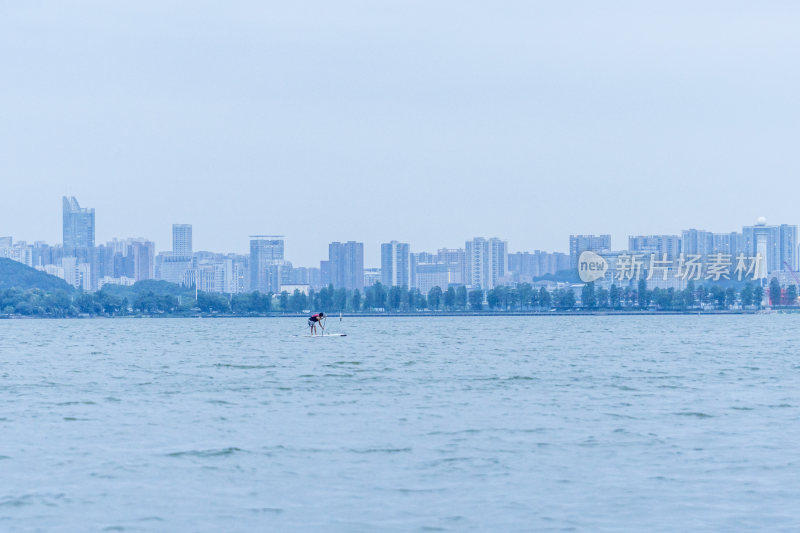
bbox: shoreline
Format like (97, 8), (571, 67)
(1, 309), (787, 319)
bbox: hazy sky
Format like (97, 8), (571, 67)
(2, 2), (799, 267)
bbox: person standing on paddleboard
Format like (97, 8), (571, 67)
(308, 312), (325, 336)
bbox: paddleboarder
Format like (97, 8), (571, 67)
(308, 312), (325, 336)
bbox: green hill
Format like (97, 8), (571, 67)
(0, 258), (75, 292)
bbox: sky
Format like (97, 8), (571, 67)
(2, 1), (799, 267)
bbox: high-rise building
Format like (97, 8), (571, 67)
(154, 224), (195, 287)
(381, 241), (410, 287)
(249, 236), (284, 292)
(489, 238), (508, 285)
(681, 229), (742, 258)
(62, 196), (95, 253)
(569, 234), (611, 268)
(320, 260), (331, 286)
(363, 267), (381, 288)
(465, 237), (507, 289)
(437, 248), (466, 285)
(266, 260), (293, 293)
(508, 250), (569, 280)
(779, 224), (798, 272)
(741, 220), (797, 275)
(60, 257), (91, 291)
(465, 238), (489, 289)
(172, 224), (192, 258)
(628, 235), (682, 260)
(129, 240), (155, 281)
(328, 241), (364, 290)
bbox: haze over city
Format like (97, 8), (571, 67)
(3, 2), (800, 266)
(6, 4), (800, 532)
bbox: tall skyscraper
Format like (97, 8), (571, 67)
(465, 237), (489, 289)
(569, 234), (610, 269)
(328, 241), (364, 290)
(172, 224), (192, 258)
(489, 237), (507, 285)
(381, 241), (410, 287)
(465, 237), (507, 289)
(779, 224), (798, 272)
(249, 236), (284, 292)
(129, 240), (155, 281)
(741, 220), (797, 275)
(155, 224), (194, 286)
(62, 196), (95, 253)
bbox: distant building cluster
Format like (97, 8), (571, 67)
(2, 197), (798, 295)
(573, 222), (800, 289)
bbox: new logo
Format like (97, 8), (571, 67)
(578, 251), (608, 283)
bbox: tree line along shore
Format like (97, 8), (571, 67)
(2, 255), (795, 317)
(0, 277), (794, 318)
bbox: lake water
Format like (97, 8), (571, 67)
(1, 315), (799, 532)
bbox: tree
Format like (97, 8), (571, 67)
(753, 284), (764, 309)
(388, 286), (402, 311)
(428, 286), (442, 310)
(231, 291), (267, 314)
(517, 283), (533, 310)
(684, 280), (696, 309)
(609, 284), (620, 309)
(493, 286), (508, 310)
(468, 289), (483, 311)
(710, 285), (726, 309)
(350, 289), (362, 311)
(786, 285), (798, 306)
(318, 285), (334, 310)
(740, 283), (754, 307)
(653, 287), (674, 310)
(413, 290), (427, 310)
(290, 289), (307, 312)
(406, 288), (422, 310)
(133, 291), (158, 313)
(444, 287), (456, 310)
(769, 277), (782, 306)
(76, 292), (102, 315)
(486, 289), (498, 310)
(696, 285), (708, 306)
(197, 292), (230, 313)
(581, 282), (597, 309)
(637, 279), (650, 308)
(279, 291), (289, 311)
(555, 288), (575, 310)
(595, 287), (609, 309)
(307, 288), (316, 308)
(333, 288), (347, 312)
(539, 287), (552, 310)
(98, 292), (123, 314)
(455, 286), (467, 310)
(725, 286), (737, 309)
(365, 282), (386, 310)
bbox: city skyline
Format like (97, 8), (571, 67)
(1, 196), (794, 269)
(3, 195), (800, 296)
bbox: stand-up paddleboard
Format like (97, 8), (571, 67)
(293, 333), (347, 337)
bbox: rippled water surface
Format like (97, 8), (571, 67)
(2, 315), (800, 531)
